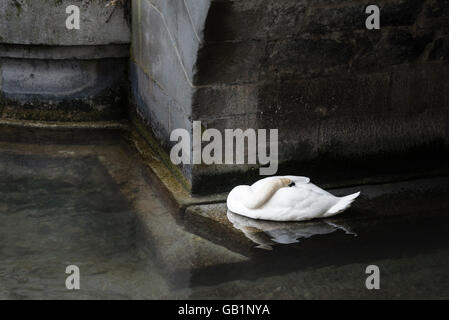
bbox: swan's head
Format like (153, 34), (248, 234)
(277, 178), (293, 188)
(228, 177), (293, 210)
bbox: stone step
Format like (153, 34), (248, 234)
(181, 176), (449, 286)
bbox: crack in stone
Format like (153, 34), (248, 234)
(183, 0), (201, 43)
(144, 0), (195, 88)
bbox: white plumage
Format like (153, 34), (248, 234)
(226, 176), (360, 222)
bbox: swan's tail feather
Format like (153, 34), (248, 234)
(326, 192), (360, 215)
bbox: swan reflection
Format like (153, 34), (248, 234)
(227, 210), (356, 250)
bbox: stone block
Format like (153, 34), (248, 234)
(263, 36), (354, 79)
(305, 5), (365, 34)
(391, 63), (449, 114)
(130, 62), (170, 146)
(192, 84), (259, 119)
(204, 0), (306, 41)
(0, 0), (130, 45)
(258, 73), (391, 122)
(139, 0), (193, 105)
(0, 58), (127, 121)
(428, 36), (449, 60)
(195, 41), (265, 85)
(352, 28), (433, 72)
(381, 0), (424, 27)
(418, 0), (449, 32)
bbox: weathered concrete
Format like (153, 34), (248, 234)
(131, 0), (449, 195)
(0, 57), (128, 121)
(0, 44), (130, 60)
(0, 0), (130, 45)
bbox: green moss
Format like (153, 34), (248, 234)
(127, 108), (191, 192)
(12, 0), (22, 16)
(0, 82), (127, 122)
(0, 94), (5, 117)
(1, 106), (123, 122)
(0, 98), (125, 122)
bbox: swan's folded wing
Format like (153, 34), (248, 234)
(269, 187), (334, 220)
(271, 187), (312, 208)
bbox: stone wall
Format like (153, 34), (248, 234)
(132, 0), (449, 194)
(0, 0), (130, 121)
(130, 0), (210, 182)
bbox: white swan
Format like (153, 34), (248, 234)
(226, 176), (360, 222)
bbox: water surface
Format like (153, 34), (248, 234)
(1, 139), (448, 299)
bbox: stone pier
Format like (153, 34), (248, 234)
(1, 0), (448, 195)
(0, 0), (130, 121)
(130, 0), (449, 195)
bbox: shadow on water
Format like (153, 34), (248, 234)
(186, 208), (449, 288)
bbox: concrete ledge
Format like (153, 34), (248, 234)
(123, 111), (228, 207)
(0, 119), (126, 145)
(0, 57), (128, 121)
(0, 44), (130, 60)
(184, 175), (449, 257)
(0, 118), (227, 206)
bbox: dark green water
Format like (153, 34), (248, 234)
(1, 142), (448, 299)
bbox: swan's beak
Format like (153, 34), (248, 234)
(279, 178), (292, 187)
